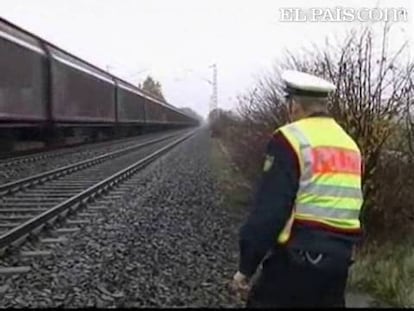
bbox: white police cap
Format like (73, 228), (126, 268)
(282, 70), (336, 98)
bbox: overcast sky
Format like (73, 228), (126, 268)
(1, 0), (413, 118)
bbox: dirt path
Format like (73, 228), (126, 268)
(346, 292), (380, 308)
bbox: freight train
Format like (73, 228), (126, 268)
(0, 17), (199, 152)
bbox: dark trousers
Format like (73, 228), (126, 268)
(246, 247), (351, 308)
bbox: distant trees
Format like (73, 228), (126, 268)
(208, 108), (240, 137)
(208, 108), (239, 124)
(138, 76), (166, 101)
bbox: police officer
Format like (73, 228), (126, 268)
(230, 70), (364, 308)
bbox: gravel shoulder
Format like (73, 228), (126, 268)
(0, 128), (245, 308)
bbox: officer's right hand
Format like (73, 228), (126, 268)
(228, 271), (250, 300)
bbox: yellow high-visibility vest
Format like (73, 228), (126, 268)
(275, 117), (363, 244)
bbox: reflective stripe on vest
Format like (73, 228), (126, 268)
(276, 117), (363, 244)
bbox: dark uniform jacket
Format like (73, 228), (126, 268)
(238, 113), (363, 278)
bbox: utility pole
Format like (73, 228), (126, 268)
(209, 63), (218, 113)
(175, 64), (217, 113)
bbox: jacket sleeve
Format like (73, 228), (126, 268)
(238, 132), (300, 278)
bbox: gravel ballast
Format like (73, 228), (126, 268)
(0, 128), (246, 308)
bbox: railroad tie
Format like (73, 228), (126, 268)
(20, 250), (53, 258)
(40, 237), (67, 244)
(0, 266), (31, 275)
(77, 213), (99, 218)
(88, 206), (108, 211)
(66, 219), (90, 225)
(55, 227), (80, 234)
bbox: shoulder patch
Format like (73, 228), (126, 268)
(263, 154), (275, 172)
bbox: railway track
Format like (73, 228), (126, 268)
(0, 129), (196, 270)
(0, 129), (183, 170)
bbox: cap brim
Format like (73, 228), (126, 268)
(285, 86), (331, 98)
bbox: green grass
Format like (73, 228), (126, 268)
(348, 241), (414, 307)
(209, 137), (251, 212)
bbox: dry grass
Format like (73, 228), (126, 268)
(349, 241), (414, 307)
(209, 137), (252, 213)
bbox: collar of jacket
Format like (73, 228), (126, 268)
(308, 111), (331, 118)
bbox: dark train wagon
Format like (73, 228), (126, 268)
(115, 78), (147, 135)
(0, 17), (198, 153)
(165, 104), (192, 126)
(0, 20), (48, 125)
(0, 19), (49, 150)
(48, 46), (116, 125)
(47, 45), (117, 141)
(166, 109), (176, 124)
(144, 96), (166, 125)
(171, 110), (183, 124)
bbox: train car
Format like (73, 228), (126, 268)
(0, 17), (118, 149)
(48, 45), (116, 125)
(115, 78), (145, 124)
(116, 81), (197, 131)
(115, 78), (147, 135)
(0, 19), (48, 125)
(144, 97), (167, 125)
(166, 104), (196, 126)
(0, 18), (48, 150)
(47, 45), (117, 142)
(166, 109), (178, 124)
(141, 89), (195, 128)
(0, 17), (198, 153)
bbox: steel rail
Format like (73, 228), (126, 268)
(0, 131), (180, 168)
(0, 131), (181, 196)
(0, 129), (196, 251)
